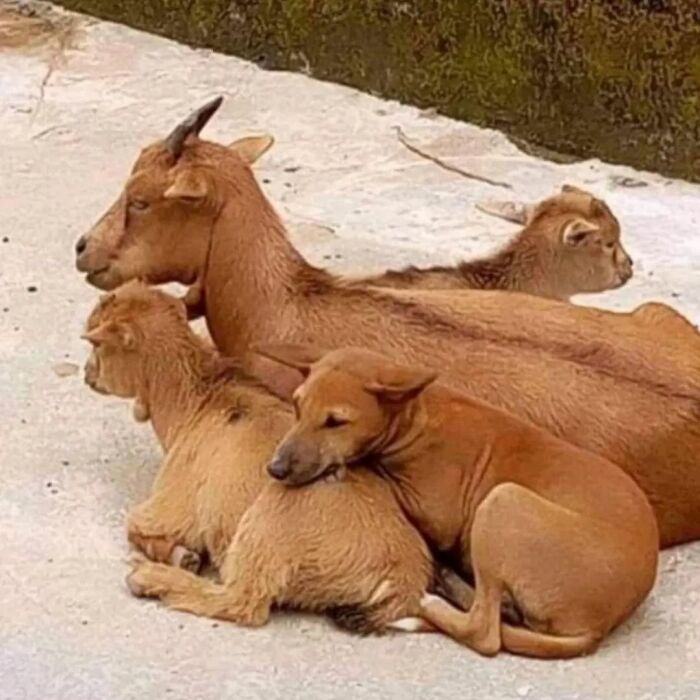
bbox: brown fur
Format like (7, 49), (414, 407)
(362, 186), (633, 300)
(82, 283), (436, 633)
(74, 100), (700, 547)
(263, 345), (659, 658)
(632, 301), (699, 334)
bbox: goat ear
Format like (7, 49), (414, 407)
(366, 367), (437, 404)
(81, 323), (111, 347)
(164, 169), (208, 201)
(252, 342), (326, 375)
(81, 321), (135, 349)
(562, 218), (600, 247)
(229, 134), (274, 165)
(98, 292), (116, 307)
(475, 200), (534, 225)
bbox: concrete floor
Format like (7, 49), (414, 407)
(1, 3), (699, 699)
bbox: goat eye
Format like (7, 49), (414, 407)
(324, 414), (348, 429)
(604, 241), (615, 250)
(129, 199), (149, 212)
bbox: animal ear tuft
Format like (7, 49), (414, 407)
(562, 218), (600, 247)
(561, 184), (589, 195)
(81, 321), (136, 349)
(81, 323), (110, 347)
(366, 367), (437, 404)
(98, 292), (116, 308)
(229, 134), (275, 165)
(164, 169), (208, 201)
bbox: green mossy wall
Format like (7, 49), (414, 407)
(57, 0), (700, 181)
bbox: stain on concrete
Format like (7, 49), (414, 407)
(0, 2), (82, 54)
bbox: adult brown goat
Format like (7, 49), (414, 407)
(75, 97), (700, 548)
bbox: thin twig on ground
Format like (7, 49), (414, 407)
(393, 126), (512, 190)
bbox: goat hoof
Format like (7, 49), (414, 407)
(172, 545), (201, 573)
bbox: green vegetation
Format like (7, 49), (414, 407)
(57, 0), (700, 180)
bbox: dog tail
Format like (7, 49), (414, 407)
(501, 623), (599, 659)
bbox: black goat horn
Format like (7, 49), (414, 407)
(165, 96), (224, 158)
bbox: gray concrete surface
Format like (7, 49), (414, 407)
(1, 3), (699, 699)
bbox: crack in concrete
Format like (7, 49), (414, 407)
(393, 125), (512, 190)
(30, 18), (75, 124)
(0, 2), (82, 125)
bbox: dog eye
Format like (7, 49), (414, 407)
(324, 414), (348, 429)
(129, 199), (149, 212)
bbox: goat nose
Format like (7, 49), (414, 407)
(75, 236), (87, 256)
(267, 456), (292, 481)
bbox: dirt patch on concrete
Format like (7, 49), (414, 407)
(0, 1), (82, 55)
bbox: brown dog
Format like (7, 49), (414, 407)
(258, 344), (659, 659)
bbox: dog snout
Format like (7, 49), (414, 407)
(268, 454), (293, 481)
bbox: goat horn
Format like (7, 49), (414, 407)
(165, 96), (224, 158)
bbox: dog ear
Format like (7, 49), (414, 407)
(252, 342), (326, 376)
(228, 134), (275, 165)
(366, 366), (437, 404)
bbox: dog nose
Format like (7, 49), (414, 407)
(267, 456), (292, 481)
(75, 236), (87, 256)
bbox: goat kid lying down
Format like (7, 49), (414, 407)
(82, 281), (460, 634)
(360, 184), (634, 300)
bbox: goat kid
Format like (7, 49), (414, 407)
(363, 185), (633, 300)
(82, 282), (439, 634)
